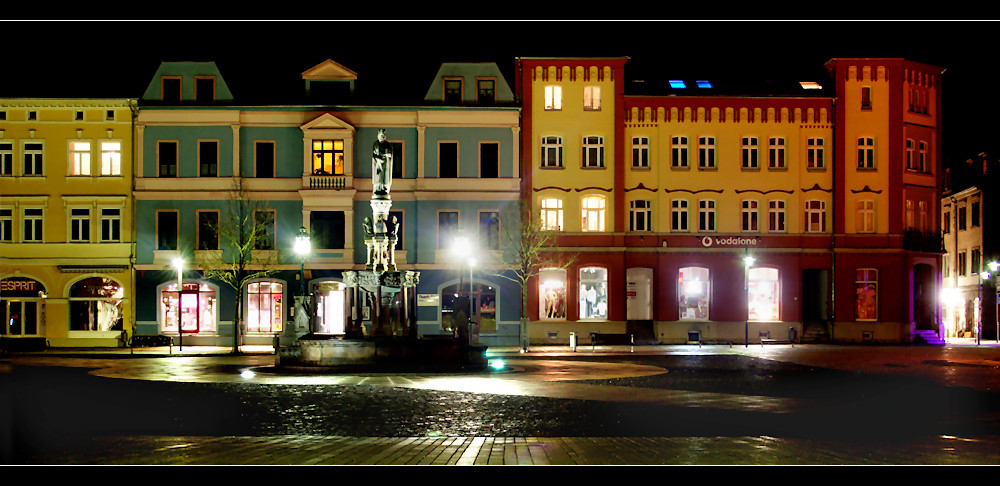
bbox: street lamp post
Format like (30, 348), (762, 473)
(990, 261), (999, 343)
(172, 257), (184, 352)
(451, 235), (476, 344)
(294, 227), (311, 333)
(979, 268), (991, 346)
(469, 257), (477, 346)
(743, 252), (755, 348)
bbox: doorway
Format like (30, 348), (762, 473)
(3, 300), (39, 336)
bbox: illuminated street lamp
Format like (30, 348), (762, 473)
(294, 227), (311, 331)
(991, 261), (1000, 343)
(172, 257), (184, 351)
(743, 252), (756, 348)
(979, 267), (992, 346)
(451, 235), (476, 344)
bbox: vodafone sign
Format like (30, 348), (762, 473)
(701, 236), (759, 248)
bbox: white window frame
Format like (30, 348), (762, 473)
(741, 200), (758, 232)
(22, 207), (44, 242)
(671, 199), (689, 232)
(858, 137), (875, 169)
(0, 140), (13, 176)
(768, 137), (785, 169)
(856, 200), (875, 233)
(768, 200), (786, 233)
(544, 85), (562, 110)
(23, 140), (44, 176)
(581, 136), (605, 168)
(631, 137), (649, 168)
(581, 195), (606, 232)
(541, 136), (563, 168)
(100, 140), (122, 176)
(805, 200), (826, 233)
(741, 136), (758, 169)
(807, 138), (825, 169)
(698, 136), (716, 169)
(698, 200), (716, 232)
(583, 86), (601, 111)
(0, 207), (13, 242)
(100, 207), (122, 243)
(69, 140), (92, 176)
(69, 206), (91, 243)
(540, 197), (563, 231)
(671, 136), (688, 168)
(629, 199), (652, 232)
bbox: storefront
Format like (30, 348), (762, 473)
(1, 276), (45, 339)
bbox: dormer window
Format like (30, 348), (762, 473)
(195, 76), (216, 104)
(444, 78), (463, 104)
(161, 77), (181, 103)
(477, 78), (495, 105)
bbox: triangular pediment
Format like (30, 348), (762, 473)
(301, 113), (356, 132)
(301, 59), (358, 81)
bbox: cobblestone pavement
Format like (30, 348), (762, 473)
(3, 344), (1000, 465)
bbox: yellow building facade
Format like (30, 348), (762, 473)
(1, 99), (135, 348)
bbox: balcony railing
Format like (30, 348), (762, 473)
(309, 175), (346, 190)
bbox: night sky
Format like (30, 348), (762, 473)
(2, 20), (995, 165)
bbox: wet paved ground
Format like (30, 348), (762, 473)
(3, 343), (1000, 465)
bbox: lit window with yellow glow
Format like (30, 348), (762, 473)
(544, 85), (562, 110)
(540, 197), (563, 231)
(69, 141), (91, 176)
(583, 86), (600, 111)
(69, 277), (123, 331)
(312, 140), (344, 175)
(855, 269), (877, 321)
(100, 141), (121, 176)
(581, 195), (606, 232)
(678, 267), (709, 320)
(539, 268), (567, 320)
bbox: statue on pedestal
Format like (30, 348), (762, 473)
(372, 129), (393, 197)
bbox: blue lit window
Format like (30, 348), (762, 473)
(669, 80), (686, 89)
(696, 80), (712, 88)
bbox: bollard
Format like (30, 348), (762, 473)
(569, 332), (577, 352)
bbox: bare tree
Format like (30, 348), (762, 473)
(491, 204), (574, 352)
(201, 176), (278, 353)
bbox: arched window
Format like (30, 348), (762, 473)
(160, 282), (217, 334)
(246, 280), (284, 333)
(678, 267), (709, 320)
(69, 277), (123, 331)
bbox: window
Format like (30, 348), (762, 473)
(544, 85), (562, 110)
(671, 199), (688, 232)
(540, 198), (563, 231)
(69, 277), (123, 332)
(905, 200), (914, 230)
(581, 136), (605, 168)
(748, 267), (780, 321)
(389, 141), (404, 179)
(629, 200), (651, 232)
(310, 211), (345, 250)
(539, 268), (567, 320)
(69, 141), (91, 176)
(0, 142), (12, 175)
(768, 137), (785, 169)
(106, 110), (115, 121)
(698, 136), (716, 169)
(255, 141), (275, 178)
(741, 137), (758, 169)
(678, 267), (709, 320)
(23, 208), (43, 242)
(861, 86), (872, 110)
(918, 201), (928, 232)
(807, 138), (825, 169)
(246, 281), (283, 333)
(741, 200), (758, 232)
(918, 141), (928, 172)
(28, 111), (37, 121)
(389, 210), (404, 251)
(439, 142), (458, 178)
(480, 142), (499, 178)
(199, 140), (218, 177)
(253, 210), (275, 250)
(438, 211), (459, 249)
(477, 79), (495, 105)
(160, 282), (217, 334)
(698, 200), (716, 232)
(197, 211), (219, 250)
(671, 136), (689, 168)
(972, 247), (982, 275)
(583, 86), (601, 111)
(850, 268), (880, 324)
(0, 209), (12, 242)
(69, 208), (90, 242)
(857, 200), (875, 233)
(195, 77), (216, 104)
(444, 78), (463, 104)
(768, 200), (786, 232)
(959, 205), (967, 231)
(805, 200), (826, 233)
(100, 208), (121, 242)
(311, 140), (344, 176)
(581, 196), (606, 232)
(632, 137), (649, 168)
(100, 141), (121, 176)
(23, 142), (44, 176)
(943, 211), (951, 234)
(906, 139), (916, 171)
(158, 141), (177, 177)
(75, 110), (84, 121)
(579, 267), (608, 320)
(157, 211), (178, 250)
(479, 211), (500, 250)
(541, 136), (563, 168)
(958, 251), (967, 276)
(971, 201), (980, 228)
(943, 255), (950, 278)
(161, 77), (181, 103)
(857, 137), (875, 169)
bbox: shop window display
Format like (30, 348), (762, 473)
(579, 267), (608, 319)
(246, 281), (283, 333)
(160, 282), (217, 334)
(69, 277), (123, 331)
(678, 267), (709, 319)
(539, 268), (567, 320)
(855, 269), (878, 321)
(748, 267), (779, 321)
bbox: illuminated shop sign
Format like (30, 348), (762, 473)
(700, 236), (759, 247)
(1, 278), (44, 296)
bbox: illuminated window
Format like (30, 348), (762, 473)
(582, 136), (604, 168)
(69, 277), (123, 332)
(199, 140), (218, 177)
(671, 199), (688, 232)
(905, 139), (915, 171)
(581, 196), (606, 232)
(477, 79), (495, 105)
(671, 136), (688, 168)
(805, 200), (826, 233)
(69, 208), (90, 242)
(678, 267), (709, 320)
(807, 138), (825, 169)
(669, 80), (686, 89)
(905, 200), (914, 230)
(768, 200), (785, 232)
(857, 137), (875, 169)
(583, 86), (601, 111)
(22, 208), (43, 242)
(444, 78), (463, 104)
(69, 141), (91, 176)
(544, 85), (562, 110)
(698, 200), (716, 232)
(100, 141), (121, 176)
(698, 136), (716, 169)
(696, 80), (712, 88)
(0, 142), (12, 176)
(158, 141), (177, 177)
(100, 208), (121, 243)
(541, 136), (563, 168)
(314, 281), (347, 335)
(0, 209), (12, 242)
(579, 267), (608, 320)
(160, 282), (218, 334)
(741, 200), (758, 232)
(539, 268), (567, 320)
(856, 200), (875, 233)
(855, 269), (878, 321)
(748, 267), (780, 322)
(246, 281), (283, 333)
(540, 198), (563, 231)
(312, 140), (344, 175)
(768, 137), (785, 169)
(919, 201), (928, 232)
(23, 142), (44, 176)
(741, 137), (758, 169)
(632, 137), (649, 168)
(253, 210), (275, 250)
(629, 200), (651, 232)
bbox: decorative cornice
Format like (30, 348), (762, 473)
(574, 187), (613, 193)
(624, 183), (657, 192)
(533, 186), (572, 192)
(734, 189), (794, 195)
(802, 183), (833, 193)
(664, 188), (724, 194)
(850, 185), (883, 194)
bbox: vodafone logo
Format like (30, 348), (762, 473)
(701, 236), (713, 247)
(701, 236), (759, 247)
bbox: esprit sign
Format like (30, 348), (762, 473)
(1, 278), (43, 296)
(701, 236), (759, 248)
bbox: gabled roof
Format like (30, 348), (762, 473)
(301, 59), (358, 81)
